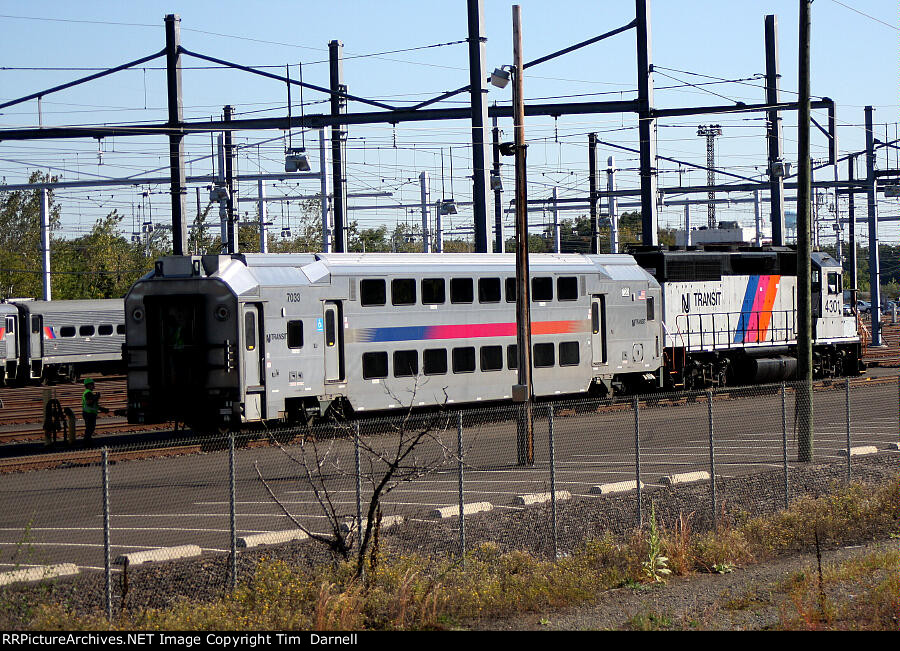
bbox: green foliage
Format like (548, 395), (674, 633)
(642, 503), (671, 583)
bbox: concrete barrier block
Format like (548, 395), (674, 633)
(839, 446), (878, 457)
(514, 491), (571, 505)
(339, 515), (405, 534)
(589, 480), (644, 495)
(0, 563), (78, 586)
(430, 502), (493, 519)
(238, 530), (309, 548)
(114, 544), (202, 566)
(661, 471), (711, 486)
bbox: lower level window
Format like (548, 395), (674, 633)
(362, 351), (388, 379)
(533, 342), (555, 368)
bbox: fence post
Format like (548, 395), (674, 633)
(102, 447), (112, 621)
(782, 382), (789, 509)
(457, 412), (465, 561)
(354, 422), (362, 537)
(229, 431), (237, 589)
(634, 396), (642, 528)
(845, 377), (851, 484)
(549, 405), (558, 559)
(707, 390), (716, 529)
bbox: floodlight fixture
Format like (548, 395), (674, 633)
(284, 147), (311, 173)
(439, 199), (458, 215)
(489, 65), (511, 89)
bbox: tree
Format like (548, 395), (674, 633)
(0, 172), (61, 300)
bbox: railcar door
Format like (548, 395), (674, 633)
(29, 313), (43, 379)
(323, 301), (343, 382)
(591, 295), (607, 366)
(241, 304), (264, 420)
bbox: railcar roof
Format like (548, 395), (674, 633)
(13, 299), (123, 313)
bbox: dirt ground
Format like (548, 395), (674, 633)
(467, 538), (900, 630)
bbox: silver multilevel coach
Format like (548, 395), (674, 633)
(125, 253), (662, 427)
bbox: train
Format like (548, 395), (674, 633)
(123, 247), (862, 429)
(0, 298), (125, 385)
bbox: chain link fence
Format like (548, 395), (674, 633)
(0, 377), (897, 619)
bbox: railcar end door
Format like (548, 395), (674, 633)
(242, 304), (264, 420)
(591, 295), (607, 366)
(323, 301), (343, 382)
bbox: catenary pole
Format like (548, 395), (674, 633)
(164, 14), (187, 256)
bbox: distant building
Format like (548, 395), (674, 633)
(675, 221), (753, 247)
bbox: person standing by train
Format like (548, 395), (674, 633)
(82, 378), (108, 443)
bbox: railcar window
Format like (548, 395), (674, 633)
(421, 278), (445, 304)
(98, 324), (114, 336)
(478, 278), (501, 303)
(827, 272), (841, 295)
(423, 348), (447, 375)
(325, 311), (336, 347)
(811, 269), (821, 293)
(60, 326), (76, 338)
(5, 317), (14, 333)
(244, 313), (256, 351)
(532, 277), (553, 302)
(31, 316), (40, 334)
(507, 344), (517, 369)
(450, 278), (474, 304)
(360, 279), (386, 306)
(80, 325), (95, 337)
(646, 296), (655, 321)
(393, 350), (418, 377)
(591, 303), (600, 334)
(116, 324), (126, 335)
(480, 345), (503, 371)
(392, 278), (416, 306)
(533, 342), (555, 367)
(452, 346), (476, 373)
(557, 276), (578, 301)
(505, 278), (516, 303)
(287, 320), (304, 349)
(362, 352), (388, 379)
(559, 341), (580, 366)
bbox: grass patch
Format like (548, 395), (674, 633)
(18, 478), (900, 631)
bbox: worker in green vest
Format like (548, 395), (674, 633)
(82, 378), (108, 443)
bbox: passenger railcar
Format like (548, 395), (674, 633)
(125, 253), (663, 427)
(631, 247), (862, 388)
(5, 299), (126, 383)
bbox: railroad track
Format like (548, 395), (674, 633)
(861, 318), (900, 367)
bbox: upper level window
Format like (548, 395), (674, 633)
(532, 277), (553, 302)
(450, 278), (474, 304)
(80, 325), (95, 337)
(478, 278), (501, 303)
(557, 277), (578, 301)
(392, 278), (416, 306)
(98, 324), (114, 336)
(287, 320), (303, 349)
(421, 278), (445, 304)
(360, 279), (386, 306)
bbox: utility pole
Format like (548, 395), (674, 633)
(552, 186), (561, 253)
(796, 0), (813, 462)
(683, 203), (691, 248)
(511, 4), (533, 467)
(607, 156), (618, 253)
(40, 188), (51, 300)
(588, 133), (599, 254)
(865, 106), (883, 347)
(165, 14), (187, 256)
(420, 171), (431, 253)
(224, 105), (237, 254)
(753, 189), (761, 246)
(697, 124), (723, 229)
(492, 110), (504, 252)
(848, 155), (857, 311)
(319, 128), (331, 253)
(329, 40), (348, 253)
(257, 180), (268, 253)
(765, 14), (787, 246)
(635, 0), (659, 246)
(467, 0), (492, 253)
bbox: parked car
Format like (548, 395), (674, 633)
(843, 304), (853, 316)
(857, 300), (871, 314)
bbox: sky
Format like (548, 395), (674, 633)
(0, 1), (897, 246)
